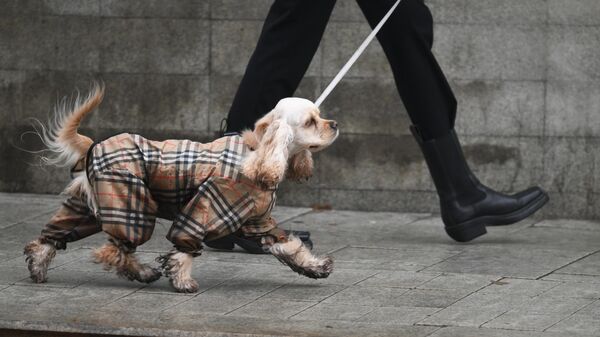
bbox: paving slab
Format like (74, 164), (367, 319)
(331, 246), (462, 271)
(477, 278), (561, 297)
(161, 294), (253, 318)
(323, 285), (412, 307)
(555, 251), (600, 276)
(542, 282), (600, 299)
(13, 270), (101, 289)
(424, 246), (591, 278)
(417, 273), (502, 292)
(200, 276), (293, 301)
(429, 326), (570, 337)
(357, 306), (440, 325)
(547, 314), (600, 336)
(482, 295), (594, 331)
(483, 311), (570, 331)
(419, 292), (533, 327)
(0, 285), (64, 306)
(542, 273), (600, 284)
(357, 270), (439, 288)
(265, 283), (348, 302)
(533, 219), (600, 232)
(102, 292), (192, 312)
(227, 298), (317, 319)
(1, 193), (600, 336)
(0, 192), (60, 229)
(290, 302), (374, 321)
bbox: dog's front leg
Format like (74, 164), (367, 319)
(156, 249), (200, 293)
(269, 234), (333, 279)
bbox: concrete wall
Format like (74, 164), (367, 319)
(1, 0), (599, 219)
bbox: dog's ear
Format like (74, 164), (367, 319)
(286, 149), (313, 181)
(243, 115), (293, 188)
(253, 113), (274, 141)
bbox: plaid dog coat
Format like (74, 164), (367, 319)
(40, 134), (278, 254)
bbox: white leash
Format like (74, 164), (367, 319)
(314, 0), (402, 108)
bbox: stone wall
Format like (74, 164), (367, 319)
(1, 0), (598, 218)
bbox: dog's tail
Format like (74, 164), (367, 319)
(35, 83), (104, 168)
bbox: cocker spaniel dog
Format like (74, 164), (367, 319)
(23, 84), (338, 293)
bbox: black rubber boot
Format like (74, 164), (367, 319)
(411, 126), (549, 242)
(205, 230), (313, 254)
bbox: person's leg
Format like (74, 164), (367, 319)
(357, 0), (455, 140)
(225, 0), (337, 133)
(212, 0), (334, 254)
(358, 0), (548, 241)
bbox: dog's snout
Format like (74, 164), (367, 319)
(329, 121), (338, 130)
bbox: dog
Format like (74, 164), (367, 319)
(23, 83), (338, 293)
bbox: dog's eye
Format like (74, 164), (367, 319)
(305, 118), (316, 127)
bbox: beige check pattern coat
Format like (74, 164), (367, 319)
(40, 133), (278, 254)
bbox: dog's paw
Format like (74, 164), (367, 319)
(299, 256), (333, 279)
(314, 256), (334, 278)
(157, 250), (199, 293)
(136, 265), (162, 283)
(115, 263), (161, 283)
(27, 264), (48, 284)
(171, 277), (199, 293)
(24, 239), (56, 283)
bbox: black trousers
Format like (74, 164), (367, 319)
(225, 0), (457, 141)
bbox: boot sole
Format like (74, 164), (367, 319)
(205, 235), (314, 254)
(446, 191), (549, 242)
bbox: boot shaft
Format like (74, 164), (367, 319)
(410, 126), (485, 207)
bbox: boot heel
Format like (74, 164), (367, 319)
(204, 236), (235, 250)
(445, 221), (487, 242)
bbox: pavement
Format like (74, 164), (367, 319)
(0, 192), (599, 337)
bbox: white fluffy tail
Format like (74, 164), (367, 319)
(32, 83), (104, 168)
(25, 83), (104, 212)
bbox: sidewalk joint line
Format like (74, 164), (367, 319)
(287, 271), (374, 320)
(223, 282), (288, 316)
(2, 209), (56, 230)
(277, 208), (316, 226)
(479, 309), (510, 328)
(99, 286), (145, 308)
(536, 249), (600, 280)
(543, 298), (599, 332)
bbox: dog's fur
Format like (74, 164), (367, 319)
(156, 250), (199, 293)
(23, 85), (338, 292)
(24, 239), (56, 283)
(270, 235), (334, 278)
(93, 238), (162, 283)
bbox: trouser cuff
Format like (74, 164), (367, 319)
(174, 245), (203, 257)
(39, 237), (67, 250)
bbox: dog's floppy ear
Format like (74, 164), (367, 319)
(243, 113), (293, 188)
(287, 150), (313, 181)
(253, 112), (273, 140)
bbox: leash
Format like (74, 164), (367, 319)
(314, 0), (403, 108)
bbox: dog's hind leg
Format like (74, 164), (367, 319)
(93, 238), (161, 283)
(24, 196), (101, 283)
(24, 239), (57, 283)
(90, 169), (161, 283)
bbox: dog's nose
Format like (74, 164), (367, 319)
(329, 121), (338, 130)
